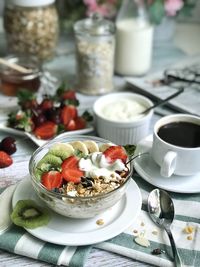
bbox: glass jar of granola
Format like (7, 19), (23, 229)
(3, 0), (59, 61)
(74, 14), (115, 95)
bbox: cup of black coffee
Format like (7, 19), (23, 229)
(151, 114), (200, 177)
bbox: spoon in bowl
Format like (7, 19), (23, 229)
(147, 189), (182, 267)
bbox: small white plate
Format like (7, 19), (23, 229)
(12, 178), (142, 246)
(0, 121), (94, 146)
(134, 136), (200, 193)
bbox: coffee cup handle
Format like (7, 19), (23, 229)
(160, 151), (177, 177)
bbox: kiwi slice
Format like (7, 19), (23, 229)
(49, 143), (74, 160)
(11, 199), (50, 229)
(37, 153), (62, 172)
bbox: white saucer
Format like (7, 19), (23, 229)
(134, 136), (200, 194)
(12, 178), (142, 246)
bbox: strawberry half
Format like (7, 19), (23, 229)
(34, 121), (57, 140)
(65, 119), (76, 131)
(61, 168), (84, 184)
(0, 151), (13, 168)
(74, 117), (86, 130)
(61, 156), (79, 169)
(60, 105), (78, 125)
(103, 146), (128, 163)
(61, 156), (84, 184)
(41, 170), (63, 190)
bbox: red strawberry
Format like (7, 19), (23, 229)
(60, 105), (78, 125)
(40, 98), (53, 111)
(103, 146), (128, 163)
(61, 156), (79, 170)
(61, 168), (84, 184)
(62, 90), (76, 100)
(41, 171), (63, 190)
(61, 156), (84, 184)
(0, 151), (13, 168)
(65, 119), (76, 131)
(34, 121), (57, 140)
(73, 117), (86, 130)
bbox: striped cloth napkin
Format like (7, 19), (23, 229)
(1, 173), (200, 267)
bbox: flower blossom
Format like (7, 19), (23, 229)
(164, 0), (184, 16)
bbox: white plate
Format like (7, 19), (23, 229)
(0, 121), (94, 146)
(134, 136), (200, 193)
(12, 178), (142, 246)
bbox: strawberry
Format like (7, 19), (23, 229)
(34, 121), (57, 140)
(41, 171), (63, 190)
(61, 156), (84, 184)
(60, 105), (78, 125)
(61, 168), (84, 184)
(61, 156), (79, 170)
(73, 117), (86, 130)
(61, 90), (76, 100)
(0, 151), (13, 168)
(65, 119), (76, 131)
(103, 146), (128, 163)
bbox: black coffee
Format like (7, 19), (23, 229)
(158, 121), (200, 148)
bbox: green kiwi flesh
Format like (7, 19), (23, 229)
(11, 199), (50, 229)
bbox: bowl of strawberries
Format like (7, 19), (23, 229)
(29, 135), (134, 218)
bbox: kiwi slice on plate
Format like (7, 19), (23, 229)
(11, 199), (50, 229)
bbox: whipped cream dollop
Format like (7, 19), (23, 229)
(79, 152), (126, 182)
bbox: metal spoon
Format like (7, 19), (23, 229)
(147, 189), (182, 267)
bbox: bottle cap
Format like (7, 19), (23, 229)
(7, 0), (55, 7)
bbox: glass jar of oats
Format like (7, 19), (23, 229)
(74, 14), (115, 95)
(3, 0), (59, 61)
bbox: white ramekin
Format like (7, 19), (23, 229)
(93, 92), (153, 145)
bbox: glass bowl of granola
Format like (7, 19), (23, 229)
(29, 135), (134, 218)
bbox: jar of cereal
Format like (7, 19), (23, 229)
(74, 14), (115, 95)
(3, 0), (59, 61)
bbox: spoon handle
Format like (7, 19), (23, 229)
(166, 228), (182, 267)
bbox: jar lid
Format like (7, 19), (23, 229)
(7, 0), (55, 7)
(74, 13), (115, 36)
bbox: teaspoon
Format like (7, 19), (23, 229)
(147, 189), (182, 267)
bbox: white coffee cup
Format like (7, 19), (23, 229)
(151, 114), (200, 177)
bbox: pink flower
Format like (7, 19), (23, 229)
(164, 0), (184, 16)
(83, 0), (117, 18)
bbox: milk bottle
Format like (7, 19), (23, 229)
(115, 0), (154, 76)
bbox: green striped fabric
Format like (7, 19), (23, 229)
(1, 173), (200, 266)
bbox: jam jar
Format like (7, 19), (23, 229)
(74, 14), (115, 95)
(0, 55), (41, 96)
(3, 0), (59, 61)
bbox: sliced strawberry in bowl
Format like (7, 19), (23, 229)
(61, 168), (84, 184)
(34, 121), (58, 140)
(74, 117), (86, 130)
(61, 90), (76, 100)
(103, 146), (128, 163)
(61, 156), (79, 169)
(60, 105), (78, 125)
(65, 119), (76, 131)
(41, 170), (63, 190)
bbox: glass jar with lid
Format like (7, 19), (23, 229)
(74, 14), (115, 95)
(0, 55), (41, 96)
(3, 0), (59, 61)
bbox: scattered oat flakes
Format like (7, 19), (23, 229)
(187, 235), (193, 240)
(152, 230), (158, 235)
(96, 219), (104, 226)
(133, 229), (138, 234)
(183, 226), (194, 234)
(135, 236), (150, 247)
(141, 222), (145, 227)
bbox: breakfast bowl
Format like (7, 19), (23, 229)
(93, 92), (153, 145)
(29, 135), (133, 219)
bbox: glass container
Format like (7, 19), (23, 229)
(115, 0), (154, 76)
(0, 55), (41, 96)
(3, 0), (59, 61)
(74, 14), (115, 95)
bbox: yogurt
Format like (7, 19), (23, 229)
(99, 98), (146, 122)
